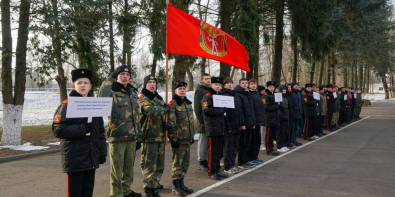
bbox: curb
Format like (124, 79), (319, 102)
(0, 148), (60, 164)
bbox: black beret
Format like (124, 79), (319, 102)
(257, 85), (266, 92)
(319, 86), (324, 91)
(326, 84), (333, 88)
(305, 84), (313, 88)
(211, 77), (223, 84)
(174, 82), (188, 90)
(266, 81), (275, 87)
(144, 75), (157, 88)
(71, 68), (92, 82)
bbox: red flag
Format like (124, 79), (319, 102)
(166, 4), (250, 72)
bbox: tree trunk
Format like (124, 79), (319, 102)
(151, 54), (158, 76)
(291, 25), (298, 82)
(52, 0), (68, 102)
(332, 52), (336, 85)
(272, 0), (285, 84)
(172, 56), (187, 96)
(109, 1), (115, 72)
(200, 58), (206, 77)
(219, 0), (234, 79)
(343, 66), (348, 87)
(327, 53), (331, 85)
(1, 0), (13, 104)
(351, 64), (354, 88)
(1, 0), (31, 145)
(186, 67), (194, 91)
(319, 56), (325, 85)
(122, 0), (129, 65)
(310, 62), (316, 84)
(230, 67), (236, 80)
(358, 62), (363, 89)
(382, 76), (389, 99)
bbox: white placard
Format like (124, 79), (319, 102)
(344, 95), (347, 100)
(274, 93), (283, 103)
(66, 97), (113, 119)
(313, 92), (320, 100)
(333, 92), (337, 98)
(213, 95), (235, 108)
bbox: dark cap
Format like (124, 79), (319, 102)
(174, 82), (188, 90)
(326, 84), (333, 88)
(266, 81), (275, 87)
(144, 75), (157, 88)
(71, 68), (92, 82)
(258, 85), (265, 92)
(305, 84), (313, 88)
(114, 65), (131, 77)
(211, 77), (223, 84)
(319, 86), (324, 91)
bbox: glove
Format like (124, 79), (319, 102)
(99, 155), (106, 164)
(171, 141), (181, 148)
(163, 104), (171, 113)
(110, 65), (129, 78)
(83, 122), (92, 133)
(162, 122), (172, 131)
(190, 138), (195, 145)
(136, 141), (142, 150)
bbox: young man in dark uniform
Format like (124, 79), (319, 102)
(202, 77), (231, 180)
(302, 84), (318, 141)
(248, 79), (264, 165)
(325, 85), (336, 132)
(52, 68), (107, 197)
(262, 81), (280, 156)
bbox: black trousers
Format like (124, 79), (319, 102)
(208, 135), (224, 176)
(224, 129), (240, 171)
(277, 120), (289, 149)
(304, 116), (317, 139)
(238, 127), (253, 166)
(67, 169), (96, 197)
(248, 125), (261, 161)
(341, 108), (348, 124)
(265, 126), (277, 154)
(316, 115), (325, 134)
(286, 119), (293, 146)
(326, 113), (333, 130)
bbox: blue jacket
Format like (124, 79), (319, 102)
(291, 89), (303, 120)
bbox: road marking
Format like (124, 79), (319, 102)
(188, 116), (371, 197)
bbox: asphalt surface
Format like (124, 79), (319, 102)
(0, 100), (394, 197)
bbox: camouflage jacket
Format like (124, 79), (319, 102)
(98, 77), (142, 142)
(168, 95), (195, 144)
(356, 93), (362, 107)
(138, 88), (167, 143)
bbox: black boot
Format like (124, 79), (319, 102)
(144, 188), (155, 197)
(172, 180), (187, 196)
(180, 178), (194, 194)
(125, 190), (142, 197)
(153, 188), (161, 197)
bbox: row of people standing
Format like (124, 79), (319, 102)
(52, 66), (196, 197)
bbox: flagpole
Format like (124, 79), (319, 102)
(164, 0), (170, 146)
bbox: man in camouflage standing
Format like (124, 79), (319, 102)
(139, 75), (171, 197)
(99, 65), (142, 197)
(168, 82), (195, 196)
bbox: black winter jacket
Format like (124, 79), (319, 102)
(194, 83), (211, 133)
(220, 88), (242, 129)
(52, 90), (107, 173)
(249, 89), (264, 125)
(325, 91), (336, 114)
(291, 89), (303, 120)
(302, 90), (317, 117)
(262, 89), (279, 126)
(279, 93), (290, 121)
(202, 88), (231, 136)
(234, 86), (256, 127)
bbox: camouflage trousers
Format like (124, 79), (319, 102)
(141, 142), (165, 189)
(354, 105), (362, 117)
(331, 112), (339, 126)
(109, 141), (136, 197)
(171, 144), (190, 180)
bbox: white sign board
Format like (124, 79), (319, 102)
(333, 92), (337, 98)
(344, 95), (347, 100)
(274, 93), (283, 103)
(66, 97), (113, 120)
(313, 92), (320, 100)
(213, 95), (235, 108)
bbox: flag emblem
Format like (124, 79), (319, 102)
(199, 21), (227, 57)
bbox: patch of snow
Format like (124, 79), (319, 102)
(0, 142), (49, 151)
(47, 142), (60, 146)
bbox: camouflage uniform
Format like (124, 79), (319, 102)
(138, 88), (167, 189)
(167, 95), (195, 180)
(332, 92), (341, 126)
(98, 76), (142, 197)
(354, 92), (363, 118)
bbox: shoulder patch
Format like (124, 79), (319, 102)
(304, 97), (308, 102)
(168, 100), (175, 105)
(206, 92), (211, 97)
(203, 101), (208, 107)
(142, 101), (149, 106)
(264, 92), (268, 96)
(262, 98), (266, 104)
(303, 92), (307, 95)
(326, 96), (329, 99)
(61, 99), (68, 104)
(139, 94), (145, 99)
(53, 114), (61, 123)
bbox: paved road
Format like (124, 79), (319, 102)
(1, 100), (394, 197)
